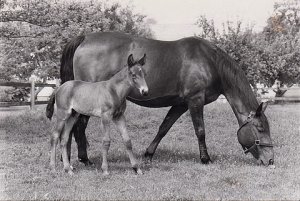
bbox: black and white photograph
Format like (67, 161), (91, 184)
(0, 0), (299, 200)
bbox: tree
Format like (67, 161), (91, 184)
(195, 0), (300, 88)
(196, 16), (261, 86)
(0, 0), (153, 82)
(261, 0), (300, 86)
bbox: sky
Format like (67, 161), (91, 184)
(112, 0), (278, 40)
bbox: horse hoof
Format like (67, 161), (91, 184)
(201, 156), (211, 164)
(79, 158), (95, 166)
(144, 152), (153, 163)
(133, 167), (143, 175)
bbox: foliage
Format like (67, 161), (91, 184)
(0, 0), (153, 81)
(196, 0), (300, 87)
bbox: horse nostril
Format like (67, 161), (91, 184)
(269, 159), (274, 165)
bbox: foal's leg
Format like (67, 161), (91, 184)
(188, 93), (211, 164)
(100, 119), (111, 176)
(61, 113), (79, 174)
(144, 104), (188, 161)
(50, 118), (65, 171)
(113, 115), (142, 174)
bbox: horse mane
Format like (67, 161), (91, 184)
(214, 46), (259, 110)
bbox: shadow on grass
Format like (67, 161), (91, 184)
(86, 147), (256, 167)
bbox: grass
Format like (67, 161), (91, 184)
(1, 102), (300, 200)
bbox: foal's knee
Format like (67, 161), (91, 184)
(51, 132), (60, 147)
(124, 139), (133, 150)
(60, 136), (69, 148)
(102, 140), (111, 150)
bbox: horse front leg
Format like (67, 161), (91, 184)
(188, 94), (211, 164)
(144, 104), (188, 161)
(72, 114), (93, 166)
(113, 115), (143, 175)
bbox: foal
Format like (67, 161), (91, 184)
(50, 54), (148, 175)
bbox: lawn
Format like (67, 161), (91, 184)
(0, 102), (299, 200)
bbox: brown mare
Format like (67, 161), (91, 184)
(50, 54), (147, 175)
(47, 32), (274, 167)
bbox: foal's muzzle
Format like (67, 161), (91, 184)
(140, 87), (148, 96)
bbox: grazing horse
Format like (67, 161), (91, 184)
(50, 54), (147, 175)
(46, 32), (274, 166)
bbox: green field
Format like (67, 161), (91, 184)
(0, 102), (299, 200)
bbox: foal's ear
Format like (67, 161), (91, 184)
(255, 102), (268, 116)
(127, 54), (135, 68)
(138, 54), (146, 65)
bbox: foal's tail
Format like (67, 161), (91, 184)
(46, 34), (85, 120)
(46, 93), (55, 120)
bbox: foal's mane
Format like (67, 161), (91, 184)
(213, 46), (259, 110)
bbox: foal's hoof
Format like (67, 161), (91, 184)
(102, 171), (110, 176)
(79, 158), (95, 166)
(65, 169), (74, 175)
(50, 167), (56, 173)
(200, 156), (211, 164)
(133, 167), (143, 175)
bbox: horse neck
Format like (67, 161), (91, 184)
(216, 49), (259, 125)
(108, 67), (132, 101)
(223, 88), (259, 126)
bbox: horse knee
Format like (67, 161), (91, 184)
(195, 129), (205, 141)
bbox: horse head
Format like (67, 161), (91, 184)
(237, 102), (274, 166)
(127, 54), (148, 96)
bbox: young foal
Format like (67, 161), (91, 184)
(50, 54), (148, 175)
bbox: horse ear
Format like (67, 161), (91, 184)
(127, 54), (135, 68)
(138, 54), (146, 65)
(255, 102), (268, 116)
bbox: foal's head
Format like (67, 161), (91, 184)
(127, 54), (148, 96)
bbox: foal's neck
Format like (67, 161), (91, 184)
(108, 67), (132, 101)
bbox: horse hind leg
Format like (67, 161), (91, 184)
(113, 115), (143, 175)
(72, 114), (92, 166)
(60, 112), (79, 175)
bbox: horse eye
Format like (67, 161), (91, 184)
(257, 126), (264, 132)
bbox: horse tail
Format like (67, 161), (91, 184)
(60, 35), (85, 83)
(46, 35), (85, 120)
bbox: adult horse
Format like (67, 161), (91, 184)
(46, 32), (274, 166)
